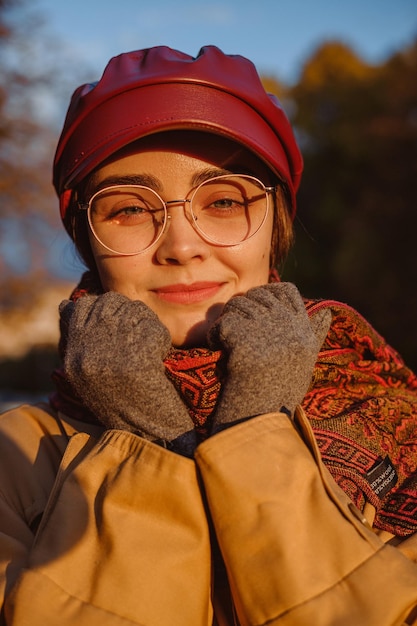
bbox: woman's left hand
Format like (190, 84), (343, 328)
(207, 282), (331, 432)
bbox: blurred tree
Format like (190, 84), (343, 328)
(0, 0), (88, 310)
(261, 74), (286, 99)
(1, 1), (55, 214)
(283, 40), (417, 370)
(261, 74), (297, 133)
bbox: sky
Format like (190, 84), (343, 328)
(35, 0), (417, 88)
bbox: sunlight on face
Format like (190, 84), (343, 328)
(87, 132), (275, 347)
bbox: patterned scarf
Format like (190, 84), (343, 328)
(303, 298), (417, 536)
(51, 271), (417, 537)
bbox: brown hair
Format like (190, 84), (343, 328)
(271, 184), (294, 268)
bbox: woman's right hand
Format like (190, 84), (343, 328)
(59, 292), (196, 456)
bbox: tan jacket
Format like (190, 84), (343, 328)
(1, 403), (417, 625)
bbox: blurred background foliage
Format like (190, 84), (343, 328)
(0, 0), (417, 398)
(0, 0), (89, 310)
(282, 39), (417, 371)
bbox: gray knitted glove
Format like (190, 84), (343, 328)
(59, 292), (197, 457)
(207, 283), (331, 432)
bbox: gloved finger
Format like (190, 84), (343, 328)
(80, 292), (132, 325)
(128, 298), (165, 325)
(207, 287), (300, 350)
(59, 294), (113, 331)
(221, 293), (259, 319)
(206, 297), (257, 350)
(65, 292), (148, 332)
(310, 308), (332, 348)
(251, 282), (306, 316)
(221, 285), (298, 319)
(58, 299), (75, 327)
(88, 294), (164, 332)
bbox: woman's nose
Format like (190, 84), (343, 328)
(155, 204), (210, 265)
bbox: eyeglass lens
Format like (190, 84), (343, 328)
(88, 175), (269, 254)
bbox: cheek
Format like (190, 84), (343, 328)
(222, 238), (271, 288)
(91, 248), (151, 297)
(232, 219), (273, 280)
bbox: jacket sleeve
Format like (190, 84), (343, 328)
(2, 428), (213, 626)
(195, 408), (417, 626)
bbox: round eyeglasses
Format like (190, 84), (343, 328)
(79, 174), (277, 256)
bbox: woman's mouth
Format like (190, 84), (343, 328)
(153, 282), (224, 304)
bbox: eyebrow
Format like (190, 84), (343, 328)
(86, 161), (271, 202)
(88, 167), (238, 197)
(90, 173), (163, 194)
(191, 167), (235, 186)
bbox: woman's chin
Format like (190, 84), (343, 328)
(170, 323), (210, 349)
(166, 304), (225, 349)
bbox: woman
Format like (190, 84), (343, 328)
(1, 45), (417, 625)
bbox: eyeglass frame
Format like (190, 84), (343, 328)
(78, 173), (278, 256)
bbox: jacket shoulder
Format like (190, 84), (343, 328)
(0, 404), (72, 528)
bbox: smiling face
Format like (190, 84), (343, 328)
(85, 132), (275, 347)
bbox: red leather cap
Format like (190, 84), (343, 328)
(53, 45), (303, 218)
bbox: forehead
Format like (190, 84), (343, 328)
(90, 130), (275, 185)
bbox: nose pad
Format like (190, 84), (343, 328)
(163, 200), (196, 234)
(155, 202), (208, 263)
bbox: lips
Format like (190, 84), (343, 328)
(153, 282), (224, 304)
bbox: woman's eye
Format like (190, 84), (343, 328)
(118, 204), (147, 215)
(203, 195), (246, 213)
(212, 198), (236, 208)
(110, 197), (153, 215)
(105, 201), (156, 224)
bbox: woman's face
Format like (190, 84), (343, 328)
(87, 132), (275, 347)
